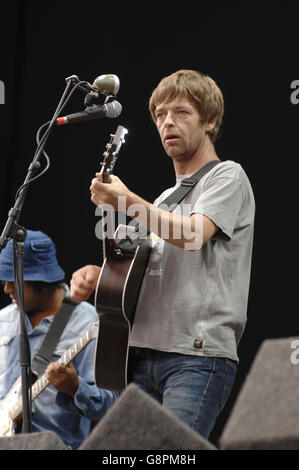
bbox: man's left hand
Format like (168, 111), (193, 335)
(45, 362), (79, 396)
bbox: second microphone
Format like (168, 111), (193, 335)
(56, 101), (122, 126)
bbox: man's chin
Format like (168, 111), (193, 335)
(165, 148), (184, 159)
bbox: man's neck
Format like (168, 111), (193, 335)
(173, 138), (219, 175)
(28, 287), (66, 329)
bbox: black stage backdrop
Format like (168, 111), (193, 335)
(0, 3), (298, 446)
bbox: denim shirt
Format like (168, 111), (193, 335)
(0, 286), (118, 449)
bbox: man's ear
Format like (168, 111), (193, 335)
(204, 120), (216, 133)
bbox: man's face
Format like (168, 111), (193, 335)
(2, 281), (40, 312)
(154, 96), (208, 162)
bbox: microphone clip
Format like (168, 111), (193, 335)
(65, 74), (99, 95)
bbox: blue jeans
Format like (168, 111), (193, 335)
(131, 349), (237, 438)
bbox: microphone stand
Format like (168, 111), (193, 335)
(0, 79), (73, 433)
(0, 161), (48, 433)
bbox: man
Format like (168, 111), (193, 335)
(70, 69), (255, 438)
(0, 230), (117, 449)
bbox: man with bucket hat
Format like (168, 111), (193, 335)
(0, 230), (117, 449)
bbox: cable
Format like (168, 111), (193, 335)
(14, 80), (92, 200)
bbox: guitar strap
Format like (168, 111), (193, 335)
(31, 295), (78, 377)
(133, 159), (221, 239)
(158, 159), (220, 209)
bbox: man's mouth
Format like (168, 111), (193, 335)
(164, 134), (180, 144)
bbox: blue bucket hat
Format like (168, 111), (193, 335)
(0, 230), (65, 282)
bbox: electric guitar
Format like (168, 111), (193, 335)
(94, 126), (152, 393)
(0, 321), (99, 437)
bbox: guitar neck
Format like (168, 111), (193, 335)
(97, 125), (128, 259)
(99, 168), (111, 183)
(9, 322), (98, 422)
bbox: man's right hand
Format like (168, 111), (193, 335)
(70, 265), (101, 302)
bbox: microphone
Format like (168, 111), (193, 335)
(93, 74), (120, 96)
(56, 100), (122, 126)
(84, 74), (120, 106)
(66, 74), (120, 98)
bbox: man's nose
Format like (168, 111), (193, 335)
(164, 111), (175, 127)
(4, 281), (15, 294)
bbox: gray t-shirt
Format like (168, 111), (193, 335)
(129, 160), (255, 362)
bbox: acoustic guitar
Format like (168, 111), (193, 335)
(94, 126), (151, 392)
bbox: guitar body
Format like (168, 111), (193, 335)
(94, 231), (151, 392)
(0, 377), (21, 436)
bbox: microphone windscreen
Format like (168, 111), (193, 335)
(93, 75), (120, 96)
(106, 100), (122, 118)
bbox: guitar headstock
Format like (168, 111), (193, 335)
(99, 125), (128, 182)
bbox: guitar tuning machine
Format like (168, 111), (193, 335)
(102, 148), (109, 158)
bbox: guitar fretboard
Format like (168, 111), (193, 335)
(9, 322), (98, 422)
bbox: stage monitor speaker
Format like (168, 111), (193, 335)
(80, 383), (216, 450)
(0, 431), (68, 450)
(220, 336), (299, 450)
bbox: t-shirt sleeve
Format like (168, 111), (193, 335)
(191, 169), (244, 241)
